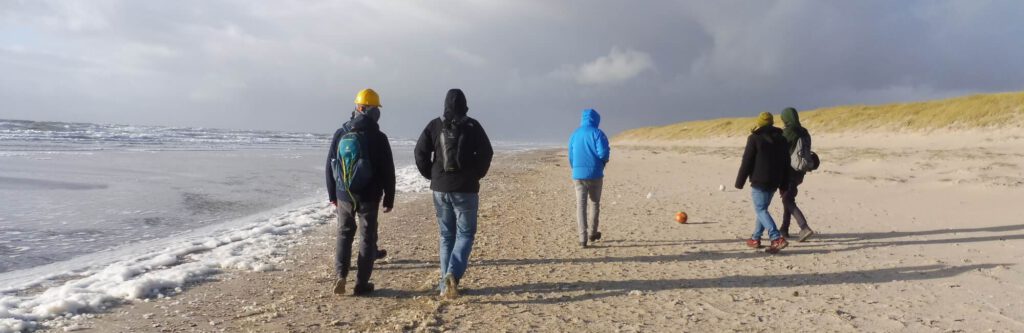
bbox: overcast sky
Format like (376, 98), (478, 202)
(2, 1), (1023, 140)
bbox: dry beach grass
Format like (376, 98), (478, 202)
(615, 90), (1024, 142)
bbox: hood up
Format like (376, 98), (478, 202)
(781, 107), (803, 143)
(781, 107), (801, 127)
(580, 109), (601, 128)
(442, 89), (468, 122)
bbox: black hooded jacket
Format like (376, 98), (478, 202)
(414, 89), (494, 193)
(325, 114), (396, 208)
(735, 126), (790, 191)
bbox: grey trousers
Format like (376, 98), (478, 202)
(574, 179), (603, 243)
(335, 200), (379, 287)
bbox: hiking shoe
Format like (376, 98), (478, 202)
(352, 283), (375, 296)
(589, 231), (602, 242)
(746, 239), (762, 249)
(780, 231), (792, 239)
(797, 229), (815, 242)
(442, 274), (459, 299)
(580, 241), (588, 249)
(376, 249), (388, 260)
(766, 238), (789, 254)
(333, 278), (346, 295)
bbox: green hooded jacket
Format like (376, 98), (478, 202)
(781, 107), (807, 149)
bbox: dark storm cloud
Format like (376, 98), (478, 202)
(2, 0), (1023, 140)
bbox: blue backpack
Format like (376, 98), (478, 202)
(331, 131), (374, 200)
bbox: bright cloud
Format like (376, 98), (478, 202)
(573, 47), (654, 86)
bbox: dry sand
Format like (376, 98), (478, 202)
(41, 134), (1024, 332)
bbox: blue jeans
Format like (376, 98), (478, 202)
(433, 192), (479, 290)
(751, 187), (782, 241)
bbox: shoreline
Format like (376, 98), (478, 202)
(24, 141), (1024, 332)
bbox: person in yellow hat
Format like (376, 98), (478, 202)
(735, 112), (790, 254)
(325, 88), (396, 296)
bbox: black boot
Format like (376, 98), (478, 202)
(353, 283), (375, 296)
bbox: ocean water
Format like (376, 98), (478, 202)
(0, 119), (414, 274)
(0, 119), (542, 332)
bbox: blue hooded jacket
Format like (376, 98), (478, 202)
(568, 109), (610, 180)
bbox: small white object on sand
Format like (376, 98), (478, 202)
(718, 184), (726, 192)
(646, 192), (654, 199)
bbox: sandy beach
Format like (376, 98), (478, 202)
(39, 133), (1024, 332)
(5, 2), (1024, 332)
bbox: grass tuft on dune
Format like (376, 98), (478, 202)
(614, 91), (1024, 142)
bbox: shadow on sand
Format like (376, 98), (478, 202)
(372, 224), (1021, 301)
(818, 224), (1024, 242)
(470, 263), (1005, 305)
(379, 224), (1024, 271)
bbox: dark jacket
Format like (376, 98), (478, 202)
(414, 89), (494, 193)
(325, 114), (396, 208)
(781, 107), (811, 187)
(735, 126), (790, 191)
(568, 109), (610, 180)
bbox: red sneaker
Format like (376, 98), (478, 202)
(746, 239), (762, 249)
(766, 237), (788, 254)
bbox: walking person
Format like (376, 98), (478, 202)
(735, 112), (790, 253)
(779, 107), (815, 241)
(568, 109), (610, 248)
(325, 88), (396, 296)
(414, 89), (493, 299)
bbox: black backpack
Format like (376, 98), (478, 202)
(439, 118), (470, 172)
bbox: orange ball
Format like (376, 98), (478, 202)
(675, 211), (688, 224)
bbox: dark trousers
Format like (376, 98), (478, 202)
(335, 200), (379, 287)
(780, 182), (809, 234)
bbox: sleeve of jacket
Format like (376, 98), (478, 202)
(595, 130), (610, 164)
(802, 132), (812, 157)
(735, 135), (756, 189)
(474, 121), (494, 179)
(377, 132), (397, 209)
(414, 121), (434, 180)
(325, 129), (342, 203)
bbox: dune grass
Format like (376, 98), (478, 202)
(614, 91), (1024, 142)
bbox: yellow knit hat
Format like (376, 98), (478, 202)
(751, 112), (774, 133)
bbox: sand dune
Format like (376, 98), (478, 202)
(615, 90), (1024, 143)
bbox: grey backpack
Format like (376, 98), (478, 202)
(790, 136), (820, 172)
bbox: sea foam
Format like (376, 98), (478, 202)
(0, 165), (430, 333)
